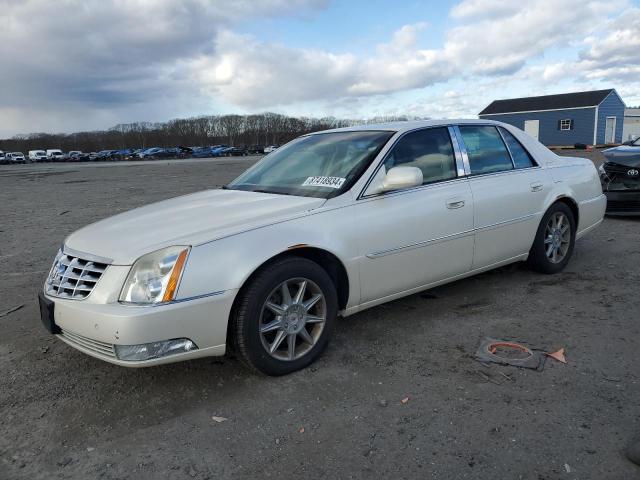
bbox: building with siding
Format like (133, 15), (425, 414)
(622, 108), (640, 143)
(478, 89), (625, 146)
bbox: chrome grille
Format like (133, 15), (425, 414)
(45, 251), (108, 299)
(60, 329), (116, 358)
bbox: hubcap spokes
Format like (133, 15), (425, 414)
(259, 278), (326, 361)
(544, 212), (570, 263)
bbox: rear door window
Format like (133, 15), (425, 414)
(459, 126), (513, 175)
(499, 127), (536, 168)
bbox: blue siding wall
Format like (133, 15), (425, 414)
(596, 92), (625, 144)
(479, 108), (596, 146)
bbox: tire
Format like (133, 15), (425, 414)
(230, 257), (338, 376)
(527, 202), (576, 274)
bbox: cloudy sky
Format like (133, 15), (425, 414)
(0, 0), (638, 137)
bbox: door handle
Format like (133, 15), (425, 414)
(446, 198), (465, 209)
(530, 182), (543, 192)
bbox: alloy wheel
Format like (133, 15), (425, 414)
(259, 277), (326, 361)
(544, 212), (571, 263)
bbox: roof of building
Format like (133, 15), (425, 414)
(479, 89), (617, 115)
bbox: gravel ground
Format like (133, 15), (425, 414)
(1, 150), (638, 479)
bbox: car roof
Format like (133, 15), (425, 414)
(310, 118), (503, 135)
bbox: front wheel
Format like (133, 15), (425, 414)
(230, 257), (337, 375)
(527, 202), (576, 274)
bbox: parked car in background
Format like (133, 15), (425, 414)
(221, 146), (247, 157)
(0, 150), (4, 163)
(89, 152), (99, 161)
(113, 149), (134, 160)
(66, 151), (83, 161)
(263, 145), (279, 154)
(7, 152), (26, 163)
(191, 147), (213, 158)
(46, 149), (64, 161)
(137, 147), (168, 159)
(248, 145), (265, 154)
(210, 145), (229, 157)
(164, 146), (192, 159)
(29, 150), (47, 162)
(96, 150), (118, 161)
(600, 137), (640, 215)
(39, 119), (605, 375)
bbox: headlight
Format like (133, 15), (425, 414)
(598, 164), (606, 174)
(119, 246), (190, 304)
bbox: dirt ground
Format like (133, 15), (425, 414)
(1, 150), (639, 480)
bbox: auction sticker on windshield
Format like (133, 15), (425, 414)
(302, 176), (346, 189)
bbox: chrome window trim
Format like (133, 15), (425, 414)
(357, 176), (469, 204)
(465, 165), (542, 180)
(451, 126), (471, 176)
(357, 124), (463, 200)
(448, 125), (467, 177)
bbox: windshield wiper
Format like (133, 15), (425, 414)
(250, 188), (293, 196)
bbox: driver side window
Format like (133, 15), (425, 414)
(384, 127), (457, 185)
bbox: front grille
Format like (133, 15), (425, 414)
(603, 162), (640, 176)
(60, 329), (116, 358)
(45, 252), (108, 299)
(607, 200), (640, 213)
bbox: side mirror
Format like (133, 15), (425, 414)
(366, 166), (423, 195)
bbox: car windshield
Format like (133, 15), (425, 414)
(227, 131), (394, 198)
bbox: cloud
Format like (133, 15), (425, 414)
(0, 0), (328, 135)
(0, 0), (638, 136)
(196, 0), (630, 109)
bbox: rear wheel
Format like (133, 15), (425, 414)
(230, 257), (337, 375)
(527, 202), (576, 274)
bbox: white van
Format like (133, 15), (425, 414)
(29, 150), (47, 162)
(46, 149), (64, 161)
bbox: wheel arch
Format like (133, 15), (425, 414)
(230, 245), (350, 312)
(225, 245), (351, 348)
(552, 195), (579, 227)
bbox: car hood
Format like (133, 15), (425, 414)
(65, 189), (326, 265)
(602, 146), (640, 167)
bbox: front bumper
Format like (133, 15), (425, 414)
(44, 289), (237, 367)
(603, 190), (640, 216)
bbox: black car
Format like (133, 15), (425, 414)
(247, 145), (264, 154)
(600, 138), (640, 215)
(221, 146), (247, 156)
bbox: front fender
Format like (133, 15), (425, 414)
(175, 204), (360, 308)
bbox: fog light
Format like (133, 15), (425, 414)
(114, 338), (197, 361)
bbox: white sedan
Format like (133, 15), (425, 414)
(39, 120), (606, 375)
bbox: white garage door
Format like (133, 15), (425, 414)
(524, 120), (539, 140)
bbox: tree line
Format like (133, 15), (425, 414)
(0, 113), (424, 153)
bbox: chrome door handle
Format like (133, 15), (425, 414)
(446, 198), (465, 209)
(530, 182), (543, 192)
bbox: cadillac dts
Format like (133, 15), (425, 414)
(39, 120), (606, 375)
